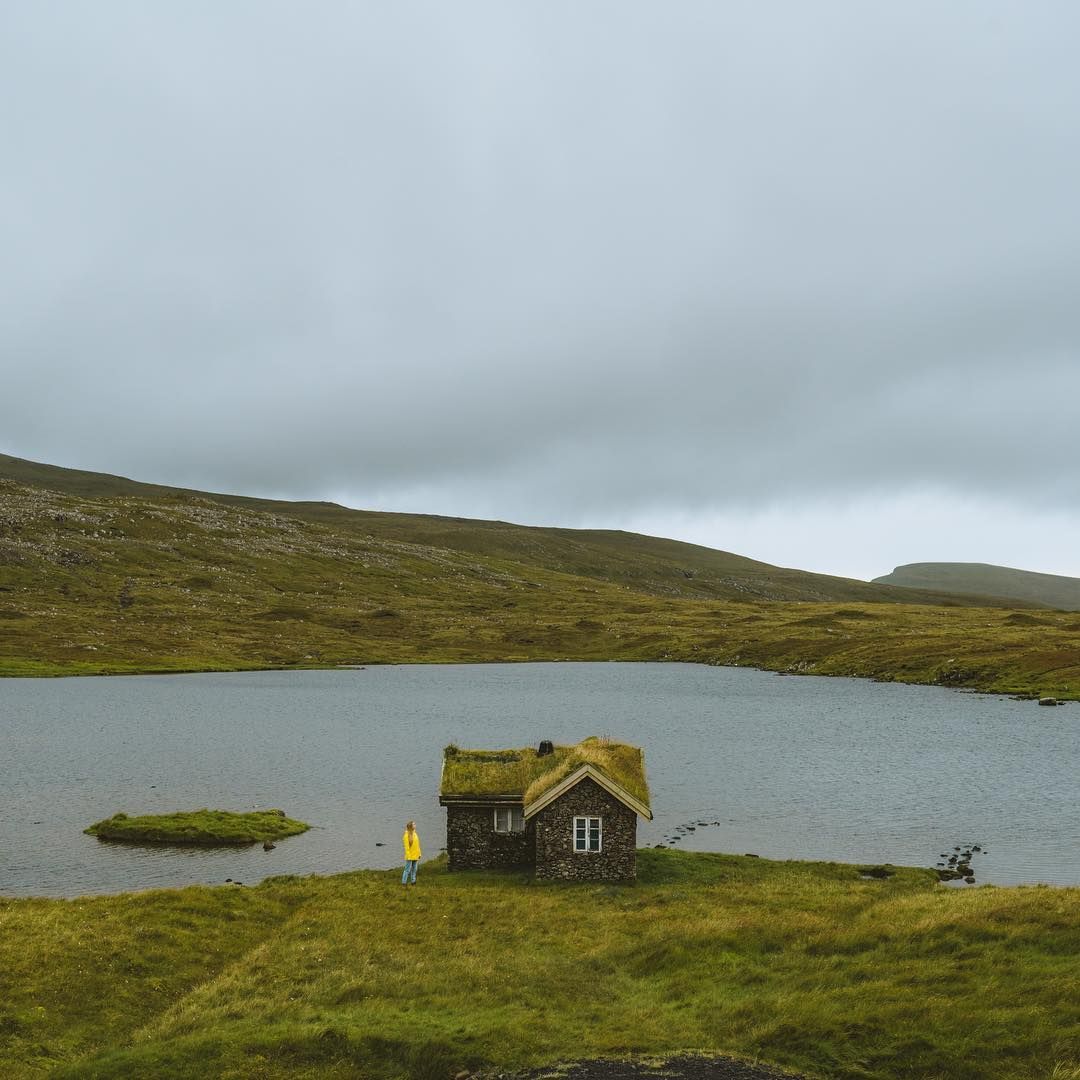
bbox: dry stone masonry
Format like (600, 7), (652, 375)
(532, 775), (637, 882)
(439, 738), (650, 883)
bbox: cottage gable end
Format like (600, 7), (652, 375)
(522, 763), (653, 821)
(531, 775), (638, 881)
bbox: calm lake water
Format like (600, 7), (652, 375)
(1, 662), (1077, 897)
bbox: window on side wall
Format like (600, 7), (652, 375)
(574, 816), (602, 852)
(494, 807), (524, 833)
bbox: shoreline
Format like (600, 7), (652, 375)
(6, 849), (1079, 904)
(1, 653), (1074, 703)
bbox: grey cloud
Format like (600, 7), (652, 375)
(3, 2), (1080, 528)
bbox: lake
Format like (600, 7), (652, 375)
(1, 662), (1076, 897)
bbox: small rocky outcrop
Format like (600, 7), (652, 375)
(934, 841), (986, 884)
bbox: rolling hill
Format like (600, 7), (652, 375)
(2, 452), (1078, 697)
(0, 453), (1031, 607)
(874, 562), (1080, 611)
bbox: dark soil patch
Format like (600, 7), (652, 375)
(501, 1056), (807, 1079)
(792, 613), (839, 627)
(253, 605), (311, 621)
(1003, 612), (1052, 627)
(859, 864), (896, 879)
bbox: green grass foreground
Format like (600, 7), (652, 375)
(84, 810), (310, 846)
(2, 851), (1078, 1080)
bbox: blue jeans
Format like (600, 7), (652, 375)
(402, 859), (418, 885)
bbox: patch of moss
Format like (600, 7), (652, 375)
(440, 737), (650, 811)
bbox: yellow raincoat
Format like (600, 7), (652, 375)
(403, 829), (421, 861)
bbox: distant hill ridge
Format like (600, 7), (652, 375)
(0, 452), (1032, 609)
(874, 562), (1080, 611)
(8, 453), (1080, 697)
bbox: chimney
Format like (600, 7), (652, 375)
(537, 739), (554, 757)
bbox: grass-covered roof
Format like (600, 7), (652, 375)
(440, 737), (649, 811)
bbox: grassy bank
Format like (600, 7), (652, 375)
(84, 810), (310, 846)
(2, 478), (1079, 698)
(2, 851), (1078, 1079)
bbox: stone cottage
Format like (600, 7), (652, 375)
(438, 736), (652, 882)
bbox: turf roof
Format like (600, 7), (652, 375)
(440, 737), (650, 811)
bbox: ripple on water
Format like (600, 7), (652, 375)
(1, 663), (1077, 896)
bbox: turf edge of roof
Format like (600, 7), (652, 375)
(521, 763), (653, 821)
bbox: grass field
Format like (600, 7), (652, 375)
(1, 470), (1079, 698)
(2, 850), (1078, 1080)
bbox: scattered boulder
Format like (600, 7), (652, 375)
(1039, 697), (1059, 707)
(933, 839), (986, 884)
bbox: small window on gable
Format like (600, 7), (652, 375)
(494, 807), (524, 833)
(574, 816), (602, 852)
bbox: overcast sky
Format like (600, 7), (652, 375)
(3, 3), (1079, 580)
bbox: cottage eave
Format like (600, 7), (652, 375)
(522, 763), (653, 821)
(438, 793), (525, 807)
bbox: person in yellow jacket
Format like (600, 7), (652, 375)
(401, 820), (421, 885)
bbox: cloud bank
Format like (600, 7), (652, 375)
(3, 3), (1079, 575)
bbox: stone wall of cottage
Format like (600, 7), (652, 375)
(445, 804), (534, 871)
(532, 776), (637, 882)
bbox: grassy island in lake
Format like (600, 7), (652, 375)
(84, 809), (310, 846)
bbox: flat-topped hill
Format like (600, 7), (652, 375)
(875, 561), (1080, 611)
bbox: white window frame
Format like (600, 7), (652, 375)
(573, 815), (602, 853)
(493, 806), (524, 834)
